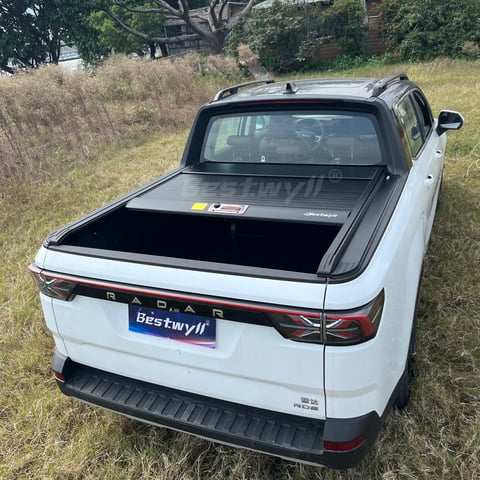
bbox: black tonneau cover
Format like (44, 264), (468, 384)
(126, 164), (383, 226)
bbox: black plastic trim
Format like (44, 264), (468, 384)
(316, 167), (386, 275)
(47, 244), (325, 283)
(371, 73), (409, 97)
(52, 351), (382, 469)
(213, 79), (275, 101)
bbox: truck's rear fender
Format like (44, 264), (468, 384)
(37, 293), (68, 357)
(323, 172), (428, 419)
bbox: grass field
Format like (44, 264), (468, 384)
(0, 58), (479, 479)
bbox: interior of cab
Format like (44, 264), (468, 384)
(202, 111), (383, 165)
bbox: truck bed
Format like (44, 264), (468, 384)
(52, 163), (402, 279)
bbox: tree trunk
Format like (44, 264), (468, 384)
(149, 42), (156, 59)
(211, 30), (227, 54)
(159, 43), (169, 57)
(0, 64), (15, 75)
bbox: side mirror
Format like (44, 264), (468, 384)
(436, 110), (464, 136)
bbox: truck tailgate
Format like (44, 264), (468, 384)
(39, 249), (327, 419)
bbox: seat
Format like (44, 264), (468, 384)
(326, 136), (355, 164)
(226, 135), (257, 162)
(258, 115), (305, 162)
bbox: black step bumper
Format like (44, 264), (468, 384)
(52, 350), (381, 469)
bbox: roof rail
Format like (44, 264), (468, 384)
(371, 73), (409, 97)
(213, 79), (275, 102)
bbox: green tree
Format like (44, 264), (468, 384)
(380, 0), (480, 60)
(227, 0), (368, 73)
(1, 0), (46, 72)
(0, 0), (96, 72)
(318, 0), (367, 55)
(239, 0), (304, 73)
(88, 3), (165, 59)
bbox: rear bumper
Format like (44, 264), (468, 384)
(52, 350), (382, 469)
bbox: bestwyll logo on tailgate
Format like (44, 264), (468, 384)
(128, 305), (216, 348)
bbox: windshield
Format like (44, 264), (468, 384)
(201, 111), (383, 166)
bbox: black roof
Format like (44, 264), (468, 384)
(212, 74), (414, 105)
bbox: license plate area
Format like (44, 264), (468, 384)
(128, 305), (216, 348)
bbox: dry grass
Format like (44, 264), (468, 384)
(0, 53), (243, 189)
(0, 57), (479, 479)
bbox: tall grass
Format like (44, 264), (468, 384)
(0, 53), (243, 188)
(0, 57), (479, 479)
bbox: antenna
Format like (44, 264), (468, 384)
(284, 82), (299, 94)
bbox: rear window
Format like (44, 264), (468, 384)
(202, 111), (383, 166)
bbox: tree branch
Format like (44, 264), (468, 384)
(104, 0), (267, 54)
(112, 1), (164, 15)
(104, 8), (195, 44)
(226, 0), (262, 29)
(0, 63), (15, 75)
(218, 0), (228, 24)
(114, 0), (180, 20)
(208, 0), (220, 30)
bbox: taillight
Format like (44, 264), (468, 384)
(268, 311), (323, 343)
(324, 290), (384, 345)
(53, 371), (65, 383)
(268, 290), (384, 346)
(28, 264), (77, 301)
(324, 435), (366, 452)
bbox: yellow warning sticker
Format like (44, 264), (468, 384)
(191, 202), (208, 211)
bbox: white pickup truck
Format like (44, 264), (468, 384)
(29, 75), (463, 469)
